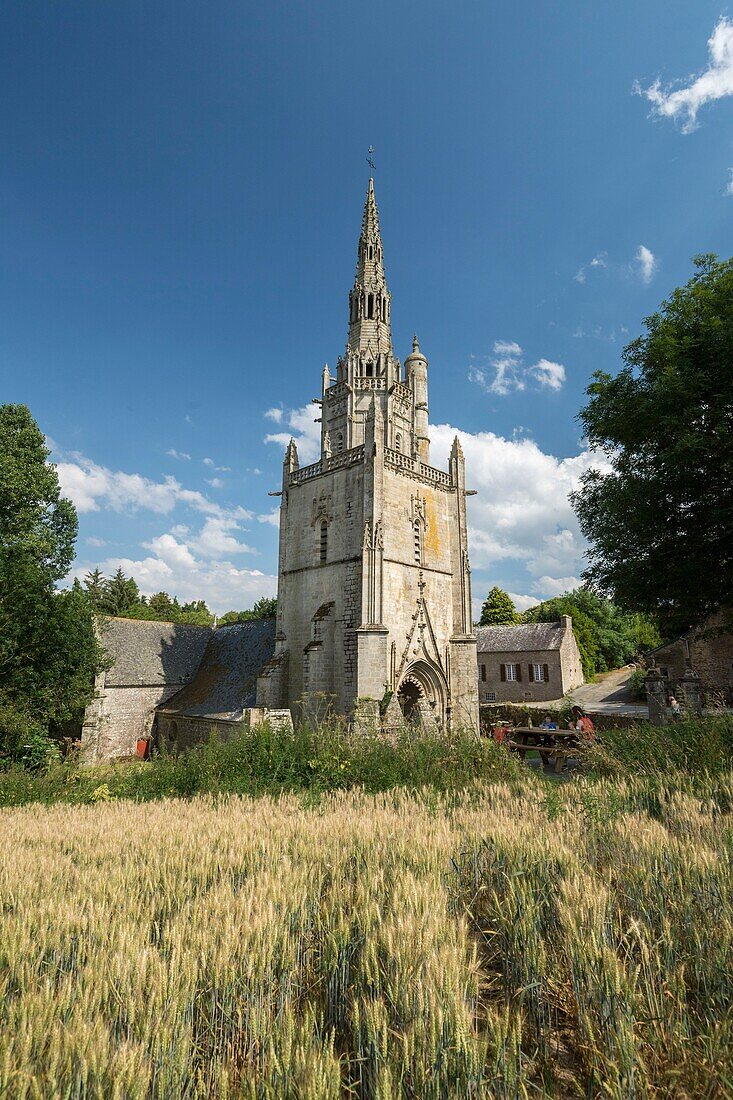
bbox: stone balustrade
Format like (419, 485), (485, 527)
(289, 446), (365, 485)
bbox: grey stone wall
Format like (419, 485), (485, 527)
(90, 684), (180, 760)
(648, 611), (733, 702)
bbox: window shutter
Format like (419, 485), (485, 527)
(500, 664), (506, 682)
(543, 664), (549, 682)
(528, 664), (535, 682)
(516, 663), (522, 682)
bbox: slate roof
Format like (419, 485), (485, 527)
(100, 617), (212, 687)
(158, 619), (277, 721)
(475, 621), (566, 654)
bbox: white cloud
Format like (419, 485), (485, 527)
(634, 245), (657, 285)
(55, 452), (233, 518)
(265, 407), (283, 423)
(470, 340), (524, 396)
(207, 477), (224, 489)
(574, 252), (607, 284)
(258, 509), (280, 527)
(507, 592), (541, 613)
(56, 442), (270, 615)
(166, 449), (191, 461)
(430, 424), (609, 594)
(74, 552), (275, 615)
(528, 359), (566, 391)
(639, 17), (733, 133)
(726, 170), (733, 195)
(530, 575), (583, 598)
(469, 342), (567, 396)
(203, 457), (231, 472)
(265, 402), (322, 463)
(142, 533), (198, 571)
(572, 325), (617, 342)
(187, 517), (256, 557)
(75, 516), (264, 615)
(85, 536), (107, 548)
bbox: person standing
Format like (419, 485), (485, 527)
(669, 695), (682, 722)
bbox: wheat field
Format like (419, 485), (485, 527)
(0, 777), (731, 1098)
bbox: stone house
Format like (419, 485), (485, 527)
(257, 179), (479, 731)
(645, 610), (733, 703)
(475, 616), (584, 704)
(156, 620), (278, 752)
(82, 617), (279, 763)
(81, 617), (212, 762)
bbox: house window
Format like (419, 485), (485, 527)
(319, 521), (328, 562)
(368, 293), (374, 319)
(413, 520), (422, 563)
(529, 663), (549, 683)
(482, 691), (496, 703)
(501, 663), (521, 682)
(480, 664), (486, 682)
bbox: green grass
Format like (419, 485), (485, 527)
(2, 715), (732, 810)
(587, 714), (733, 776)
(0, 722), (521, 808)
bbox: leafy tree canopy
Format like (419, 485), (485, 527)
(0, 405), (105, 760)
(218, 597), (277, 625)
(83, 571), (215, 626)
(523, 588), (661, 680)
(479, 587), (519, 627)
(572, 255), (733, 636)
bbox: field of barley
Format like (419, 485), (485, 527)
(1, 775), (732, 1098)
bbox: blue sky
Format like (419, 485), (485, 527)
(2, 2), (732, 614)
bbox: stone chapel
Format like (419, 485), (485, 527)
(256, 179), (479, 730)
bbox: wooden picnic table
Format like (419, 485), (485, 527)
(503, 726), (580, 774)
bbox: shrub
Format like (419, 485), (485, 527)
(0, 702), (60, 770)
(587, 715), (733, 777)
(0, 722), (521, 808)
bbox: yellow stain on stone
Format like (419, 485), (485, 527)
(424, 491), (441, 557)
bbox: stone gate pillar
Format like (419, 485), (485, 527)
(645, 663), (667, 725)
(679, 665), (703, 717)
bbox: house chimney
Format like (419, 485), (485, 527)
(561, 614), (572, 630)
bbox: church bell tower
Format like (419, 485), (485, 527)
(257, 180), (479, 731)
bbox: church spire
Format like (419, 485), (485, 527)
(347, 178), (392, 362)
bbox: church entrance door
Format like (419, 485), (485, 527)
(397, 661), (447, 730)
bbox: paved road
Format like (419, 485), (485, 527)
(522, 665), (648, 717)
(567, 666), (647, 716)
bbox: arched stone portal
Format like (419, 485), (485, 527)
(397, 660), (448, 730)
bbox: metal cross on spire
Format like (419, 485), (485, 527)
(366, 145), (376, 172)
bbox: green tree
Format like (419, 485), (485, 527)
(479, 587), (518, 626)
(572, 255), (733, 636)
(0, 405), (105, 759)
(100, 568), (141, 616)
(523, 588), (662, 680)
(83, 568), (106, 609)
(218, 597), (277, 625)
(147, 591), (179, 619)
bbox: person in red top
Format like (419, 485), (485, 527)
(493, 721), (510, 744)
(571, 706), (595, 741)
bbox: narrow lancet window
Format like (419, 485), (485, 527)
(320, 521), (328, 562)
